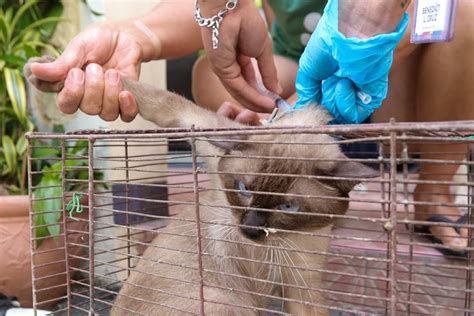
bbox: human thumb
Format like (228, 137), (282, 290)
(30, 43), (84, 82)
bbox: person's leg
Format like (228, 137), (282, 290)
(372, 1), (473, 252)
(411, 0), (474, 250)
(413, 143), (468, 251)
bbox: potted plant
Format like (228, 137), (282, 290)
(0, 0), (63, 307)
(28, 137), (107, 309)
(1, 132), (106, 308)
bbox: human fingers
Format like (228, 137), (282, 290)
(294, 71), (323, 109)
(79, 63), (105, 116)
(238, 55), (258, 90)
(294, 35), (337, 108)
(334, 78), (382, 124)
(101, 69), (123, 121)
(30, 37), (86, 82)
(119, 91), (139, 123)
(220, 73), (275, 113)
(217, 101), (261, 125)
(217, 101), (241, 120)
(253, 37), (281, 95)
(56, 68), (85, 114)
(235, 109), (261, 125)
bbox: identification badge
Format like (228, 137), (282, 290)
(411, 0), (458, 44)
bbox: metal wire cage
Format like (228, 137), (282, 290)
(26, 121), (474, 315)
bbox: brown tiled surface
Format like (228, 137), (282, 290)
(323, 179), (472, 315)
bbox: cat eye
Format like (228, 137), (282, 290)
(237, 180), (252, 197)
(278, 202), (300, 213)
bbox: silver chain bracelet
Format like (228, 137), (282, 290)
(194, 0), (239, 49)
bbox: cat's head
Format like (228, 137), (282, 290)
(213, 106), (378, 241)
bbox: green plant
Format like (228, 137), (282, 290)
(0, 0), (63, 194)
(32, 137), (106, 245)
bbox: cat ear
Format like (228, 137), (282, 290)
(207, 134), (248, 152)
(324, 160), (379, 193)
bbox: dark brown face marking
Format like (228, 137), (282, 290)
(240, 211), (268, 239)
(216, 134), (377, 241)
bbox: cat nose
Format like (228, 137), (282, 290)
(240, 211), (267, 239)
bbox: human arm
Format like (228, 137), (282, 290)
(339, 0), (410, 38)
(295, 0), (411, 124)
(30, 1), (202, 121)
(197, 0), (280, 113)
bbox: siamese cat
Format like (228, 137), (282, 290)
(25, 57), (377, 315)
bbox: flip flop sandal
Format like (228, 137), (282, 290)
(0, 294), (20, 316)
(0, 293), (51, 316)
(411, 214), (468, 258)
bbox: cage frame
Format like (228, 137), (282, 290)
(26, 119), (474, 315)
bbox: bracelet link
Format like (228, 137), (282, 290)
(226, 0), (238, 10)
(195, 0), (239, 49)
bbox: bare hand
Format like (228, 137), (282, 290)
(217, 101), (265, 125)
(200, 0), (280, 113)
(29, 23), (141, 122)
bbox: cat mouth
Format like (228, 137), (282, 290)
(240, 211), (269, 240)
(240, 225), (267, 240)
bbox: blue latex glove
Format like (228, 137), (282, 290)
(294, 0), (409, 124)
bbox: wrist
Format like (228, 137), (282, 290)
(338, 0), (411, 38)
(112, 18), (162, 62)
(198, 0), (252, 15)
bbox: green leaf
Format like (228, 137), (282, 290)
(2, 135), (17, 176)
(11, 16), (64, 48)
(17, 41), (58, 58)
(0, 105), (14, 116)
(9, 0), (41, 39)
(0, 11), (11, 44)
(67, 140), (88, 155)
(4, 7), (14, 25)
(6, 184), (21, 195)
(26, 119), (35, 132)
(0, 54), (27, 68)
(53, 124), (65, 133)
(33, 176), (63, 239)
(16, 135), (27, 156)
(32, 185), (49, 246)
(37, 2), (63, 39)
(32, 146), (61, 159)
(15, 43), (39, 59)
(4, 67), (27, 125)
(50, 161), (63, 173)
(1, 162), (8, 176)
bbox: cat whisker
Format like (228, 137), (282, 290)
(203, 226), (229, 252)
(282, 246), (314, 305)
(276, 248), (285, 311)
(256, 247), (269, 279)
(280, 247), (304, 303)
(279, 237), (311, 269)
(263, 247), (275, 294)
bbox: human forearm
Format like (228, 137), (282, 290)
(114, 1), (203, 62)
(339, 0), (411, 38)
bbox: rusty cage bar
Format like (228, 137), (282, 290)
(26, 120), (474, 315)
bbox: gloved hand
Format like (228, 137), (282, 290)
(294, 0), (409, 124)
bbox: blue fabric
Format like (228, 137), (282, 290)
(294, 0), (409, 124)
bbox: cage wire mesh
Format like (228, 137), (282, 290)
(26, 121), (474, 315)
